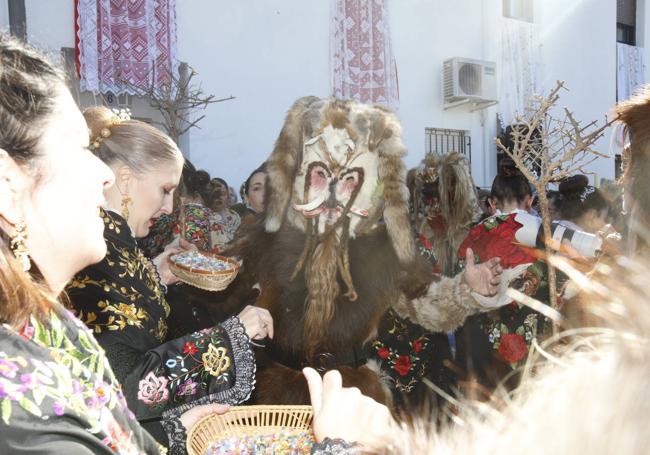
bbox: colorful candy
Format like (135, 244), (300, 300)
(204, 429), (315, 454)
(170, 251), (235, 273)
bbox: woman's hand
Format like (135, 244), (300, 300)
(303, 367), (396, 452)
(463, 248), (503, 296)
(153, 238), (197, 285)
(179, 403), (229, 432)
(237, 305), (273, 340)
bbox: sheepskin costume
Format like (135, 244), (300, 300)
(236, 97), (513, 405)
(411, 152), (478, 276)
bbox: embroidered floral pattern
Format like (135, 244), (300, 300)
(458, 212), (549, 370)
(137, 325), (235, 410)
(137, 372), (170, 405)
(370, 309), (443, 393)
(68, 209), (170, 344)
(0, 309), (147, 454)
(202, 344), (231, 377)
(139, 203), (213, 258)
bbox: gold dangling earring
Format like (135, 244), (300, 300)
(10, 220), (31, 272)
(121, 196), (131, 220)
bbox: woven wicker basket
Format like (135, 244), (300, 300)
(168, 251), (240, 291)
(187, 405), (314, 455)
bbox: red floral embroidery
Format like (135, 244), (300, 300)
(182, 342), (198, 356)
(458, 213), (537, 268)
(394, 355), (411, 376)
(412, 340), (423, 353)
(498, 333), (528, 364)
(377, 347), (390, 360)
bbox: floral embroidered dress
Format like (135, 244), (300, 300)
(455, 210), (549, 388)
(368, 232), (455, 409)
(0, 305), (162, 454)
(139, 203), (213, 259)
(209, 209), (241, 253)
(66, 210), (255, 444)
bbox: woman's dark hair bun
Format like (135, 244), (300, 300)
(181, 160), (211, 196)
(497, 158), (522, 178)
(558, 174), (589, 197)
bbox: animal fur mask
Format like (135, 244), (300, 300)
(264, 97), (415, 265)
(262, 98), (417, 356)
(411, 152), (477, 233)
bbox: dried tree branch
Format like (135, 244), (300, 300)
(116, 64), (235, 144)
(496, 81), (613, 320)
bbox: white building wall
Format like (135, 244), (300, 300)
(24, 0), (74, 58)
(175, 0), (331, 187)
(538, 0), (617, 186)
(389, 0), (501, 187)
(8, 0), (627, 188)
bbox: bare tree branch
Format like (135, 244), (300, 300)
(116, 64), (235, 144)
(497, 81), (613, 317)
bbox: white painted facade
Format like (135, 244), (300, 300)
(0, 0), (640, 189)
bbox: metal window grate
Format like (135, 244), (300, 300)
(424, 128), (472, 163)
(617, 0), (637, 44)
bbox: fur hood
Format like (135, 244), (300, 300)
(263, 97), (415, 265)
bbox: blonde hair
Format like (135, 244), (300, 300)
(83, 106), (183, 173)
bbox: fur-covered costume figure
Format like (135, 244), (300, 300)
(410, 152), (478, 276)
(234, 97), (522, 406)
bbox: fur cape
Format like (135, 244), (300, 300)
(233, 98), (502, 405)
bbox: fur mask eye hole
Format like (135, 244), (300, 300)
(338, 170), (361, 194)
(309, 164), (331, 190)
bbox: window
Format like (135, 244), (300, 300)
(424, 128), (472, 164)
(503, 0), (534, 23)
(615, 154), (623, 181)
(617, 0), (637, 45)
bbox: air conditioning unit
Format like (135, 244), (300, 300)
(443, 57), (497, 109)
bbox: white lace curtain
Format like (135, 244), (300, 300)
(76, 0), (178, 95)
(498, 18), (541, 128)
(617, 42), (646, 102)
(330, 0), (399, 110)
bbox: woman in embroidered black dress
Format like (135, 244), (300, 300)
(65, 106), (273, 446)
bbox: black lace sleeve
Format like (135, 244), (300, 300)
(160, 411), (187, 455)
(311, 438), (359, 454)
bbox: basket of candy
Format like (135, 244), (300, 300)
(187, 405), (315, 455)
(168, 250), (240, 291)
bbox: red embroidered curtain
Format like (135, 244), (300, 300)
(330, 0), (399, 109)
(76, 0), (178, 95)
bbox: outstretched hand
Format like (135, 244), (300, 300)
(463, 248), (503, 296)
(303, 367), (396, 452)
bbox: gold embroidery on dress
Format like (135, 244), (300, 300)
(201, 344), (231, 376)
